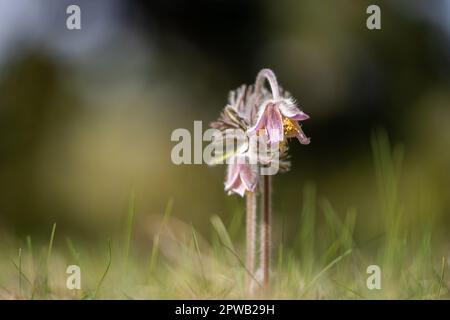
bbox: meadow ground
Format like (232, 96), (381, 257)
(0, 131), (448, 300)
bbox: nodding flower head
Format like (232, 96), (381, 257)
(248, 69), (310, 145)
(247, 97), (310, 144)
(210, 68), (310, 196)
(224, 154), (258, 197)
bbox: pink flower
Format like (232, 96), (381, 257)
(247, 98), (310, 144)
(224, 155), (257, 197)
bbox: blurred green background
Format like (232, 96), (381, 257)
(0, 0), (449, 249)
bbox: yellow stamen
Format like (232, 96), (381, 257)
(283, 118), (298, 136)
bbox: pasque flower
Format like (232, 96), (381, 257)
(209, 68), (310, 293)
(248, 70), (310, 145)
(210, 85), (260, 197)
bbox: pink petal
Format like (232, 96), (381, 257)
(224, 162), (241, 190)
(232, 182), (247, 197)
(266, 105), (284, 143)
(225, 160), (257, 196)
(226, 171), (247, 196)
(296, 126), (311, 145)
(247, 100), (270, 135)
(279, 101), (309, 121)
(239, 165), (256, 192)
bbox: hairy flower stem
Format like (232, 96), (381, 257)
(261, 175), (271, 289)
(255, 69), (277, 291)
(255, 69), (280, 100)
(245, 191), (257, 294)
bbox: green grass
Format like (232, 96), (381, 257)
(0, 131), (448, 299)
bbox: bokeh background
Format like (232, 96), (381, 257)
(0, 0), (449, 249)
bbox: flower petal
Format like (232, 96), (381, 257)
(296, 126), (311, 145)
(239, 164), (257, 192)
(232, 181), (247, 197)
(266, 105), (284, 143)
(279, 100), (309, 121)
(226, 170), (247, 196)
(224, 161), (241, 190)
(247, 100), (270, 135)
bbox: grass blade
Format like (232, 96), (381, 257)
(438, 256), (446, 299)
(211, 215), (234, 252)
(124, 191), (136, 269)
(303, 248), (353, 296)
(47, 223), (56, 266)
(191, 226), (207, 289)
(18, 248), (22, 297)
(149, 198), (174, 275)
(66, 237), (80, 265)
(93, 239), (112, 299)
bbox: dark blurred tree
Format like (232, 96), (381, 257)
(0, 54), (78, 235)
